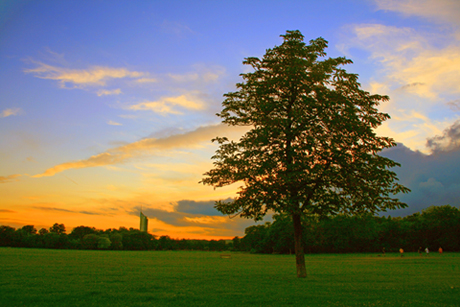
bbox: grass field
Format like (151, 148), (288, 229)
(1, 248), (459, 306)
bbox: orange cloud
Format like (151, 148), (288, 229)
(32, 124), (248, 178)
(128, 94), (205, 115)
(32, 153), (127, 178)
(0, 174), (21, 183)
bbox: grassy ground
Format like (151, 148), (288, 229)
(0, 248), (459, 306)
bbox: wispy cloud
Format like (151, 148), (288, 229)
(32, 205), (102, 215)
(107, 120), (122, 126)
(167, 65), (225, 84)
(1, 108), (21, 118)
(375, 0), (460, 25)
(24, 61), (147, 88)
(32, 124), (249, 177)
(128, 94), (205, 115)
(0, 174), (21, 183)
(97, 88), (122, 96)
(135, 77), (158, 83)
(0, 209), (15, 213)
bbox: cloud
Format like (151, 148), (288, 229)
(426, 119), (460, 153)
(24, 62), (147, 88)
(107, 120), (122, 126)
(381, 123), (460, 215)
(345, 23), (460, 99)
(135, 78), (158, 83)
(375, 0), (460, 26)
(32, 124), (248, 177)
(167, 65), (225, 84)
(0, 209), (15, 213)
(97, 89), (122, 96)
(0, 174), (21, 183)
(128, 94), (205, 115)
(447, 99), (460, 111)
(175, 199), (230, 216)
(32, 152), (127, 178)
(1, 108), (21, 118)
(32, 205), (102, 215)
(340, 20), (460, 152)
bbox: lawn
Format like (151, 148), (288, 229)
(0, 248), (459, 306)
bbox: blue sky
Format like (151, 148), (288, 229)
(1, 0), (460, 238)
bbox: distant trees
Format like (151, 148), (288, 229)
(0, 223), (231, 251)
(0, 226), (15, 246)
(232, 205), (460, 254)
(49, 223), (66, 234)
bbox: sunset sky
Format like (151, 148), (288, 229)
(1, 0), (460, 239)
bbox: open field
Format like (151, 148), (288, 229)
(1, 248), (459, 306)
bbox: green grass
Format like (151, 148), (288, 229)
(0, 248), (459, 306)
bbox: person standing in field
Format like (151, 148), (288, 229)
(425, 247), (430, 256)
(399, 248), (404, 257)
(439, 247), (443, 254)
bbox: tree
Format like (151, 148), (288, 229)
(82, 234), (99, 249)
(0, 226), (16, 247)
(97, 235), (112, 249)
(109, 233), (123, 250)
(201, 30), (410, 277)
(69, 226), (97, 241)
(49, 223), (66, 235)
(21, 225), (37, 235)
(38, 228), (49, 235)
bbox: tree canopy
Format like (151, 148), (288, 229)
(202, 30), (410, 277)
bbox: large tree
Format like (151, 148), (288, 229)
(201, 30), (410, 278)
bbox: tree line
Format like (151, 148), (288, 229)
(0, 224), (230, 251)
(1, 205), (458, 253)
(235, 205), (460, 254)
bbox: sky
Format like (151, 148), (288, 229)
(1, 0), (460, 239)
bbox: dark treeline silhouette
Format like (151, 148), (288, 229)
(235, 205), (460, 254)
(1, 205), (459, 253)
(0, 224), (230, 251)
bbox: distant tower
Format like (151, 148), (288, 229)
(140, 211), (148, 232)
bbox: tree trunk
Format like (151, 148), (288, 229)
(292, 213), (307, 278)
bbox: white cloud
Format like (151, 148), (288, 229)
(1, 108), (21, 118)
(107, 120), (122, 126)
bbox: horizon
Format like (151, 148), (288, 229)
(1, 0), (460, 240)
